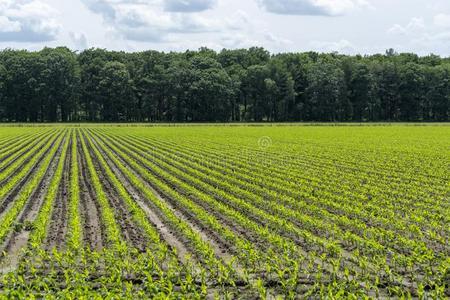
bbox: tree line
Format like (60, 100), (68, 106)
(0, 47), (448, 122)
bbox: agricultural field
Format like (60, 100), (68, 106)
(0, 125), (448, 299)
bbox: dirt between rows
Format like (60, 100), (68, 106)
(121, 138), (380, 255)
(101, 134), (398, 297)
(88, 135), (195, 262)
(148, 136), (448, 233)
(140, 140), (445, 293)
(107, 135), (263, 250)
(116, 136), (269, 246)
(44, 139), (72, 251)
(149, 151), (322, 248)
(137, 139), (334, 240)
(0, 136), (39, 169)
(0, 134), (59, 216)
(0, 133), (37, 151)
(82, 135), (148, 251)
(0, 132), (53, 180)
(77, 135), (105, 251)
(93, 134), (333, 298)
(89, 133), (238, 266)
(0, 135), (66, 273)
(99, 135), (259, 271)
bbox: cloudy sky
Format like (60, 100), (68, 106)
(1, 0), (450, 55)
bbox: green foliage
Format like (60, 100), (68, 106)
(0, 48), (449, 122)
(0, 125), (448, 298)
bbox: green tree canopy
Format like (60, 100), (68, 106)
(0, 47), (448, 122)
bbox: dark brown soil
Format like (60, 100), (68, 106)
(82, 134), (148, 251)
(0, 135), (65, 272)
(0, 137), (39, 168)
(97, 133), (392, 296)
(77, 136), (105, 251)
(0, 134), (59, 215)
(44, 138), (72, 251)
(87, 134), (193, 262)
(92, 133), (240, 266)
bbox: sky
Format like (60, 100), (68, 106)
(1, 0), (450, 55)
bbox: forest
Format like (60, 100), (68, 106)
(0, 47), (448, 122)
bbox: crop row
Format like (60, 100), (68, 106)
(0, 126), (447, 299)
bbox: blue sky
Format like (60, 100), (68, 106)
(1, 0), (450, 55)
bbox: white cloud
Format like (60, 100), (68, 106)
(164, 0), (217, 12)
(434, 13), (450, 28)
(409, 31), (450, 54)
(387, 17), (425, 35)
(217, 30), (293, 52)
(386, 16), (450, 55)
(309, 39), (357, 54)
(0, 16), (21, 32)
(257, 0), (370, 16)
(0, 0), (61, 42)
(414, 33), (445, 45)
(387, 24), (407, 35)
(219, 33), (258, 49)
(114, 7), (222, 41)
(262, 30), (293, 48)
(81, 0), (116, 20)
(225, 10), (251, 30)
(80, 0), (249, 43)
(80, 0), (372, 47)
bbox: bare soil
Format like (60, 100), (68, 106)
(77, 138), (105, 251)
(94, 134), (239, 265)
(0, 136), (65, 273)
(82, 135), (148, 251)
(44, 139), (72, 251)
(0, 134), (59, 215)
